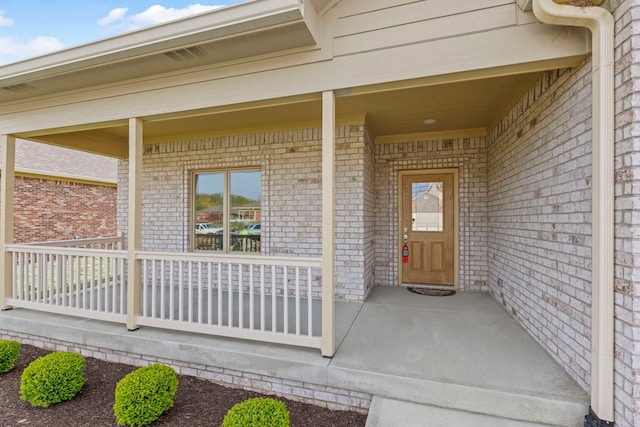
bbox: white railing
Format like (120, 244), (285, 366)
(136, 252), (323, 348)
(4, 241), (324, 350)
(6, 244), (127, 323)
(32, 233), (124, 250)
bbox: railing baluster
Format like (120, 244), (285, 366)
(271, 265), (276, 334)
(97, 256), (103, 312)
(307, 267), (312, 337)
(11, 251), (16, 301)
(198, 262), (203, 324)
(160, 259), (165, 320)
(151, 259), (157, 319)
(207, 263), (213, 326)
(284, 266), (288, 334)
(119, 257), (125, 315)
(68, 254), (74, 307)
(239, 264), (244, 329)
(38, 252), (45, 303)
(75, 255), (81, 309)
(16, 252), (22, 301)
(82, 256), (87, 309)
(217, 263), (222, 326)
(110, 257), (116, 314)
(295, 267), (300, 336)
(142, 259), (149, 317)
(188, 261), (193, 323)
(89, 254), (95, 311)
(60, 254), (66, 307)
(249, 265), (254, 331)
(169, 261), (175, 321)
(178, 261), (184, 322)
(227, 263), (233, 328)
(29, 252), (35, 302)
(260, 265), (265, 332)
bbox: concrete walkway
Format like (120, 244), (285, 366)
(0, 286), (588, 426)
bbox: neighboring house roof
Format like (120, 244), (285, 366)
(0, 139), (117, 185)
(197, 205), (223, 215)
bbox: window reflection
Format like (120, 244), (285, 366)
(411, 182), (443, 232)
(193, 170), (261, 252)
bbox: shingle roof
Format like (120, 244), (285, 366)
(0, 139), (117, 183)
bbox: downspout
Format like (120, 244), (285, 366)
(532, 0), (614, 425)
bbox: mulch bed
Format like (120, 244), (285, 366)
(0, 344), (367, 426)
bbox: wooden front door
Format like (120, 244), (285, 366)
(400, 171), (456, 286)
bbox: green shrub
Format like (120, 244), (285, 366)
(0, 340), (21, 373)
(20, 351), (86, 407)
(113, 364), (178, 427)
(222, 397), (290, 427)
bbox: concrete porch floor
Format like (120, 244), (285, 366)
(0, 286), (588, 426)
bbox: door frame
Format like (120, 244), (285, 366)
(397, 168), (459, 289)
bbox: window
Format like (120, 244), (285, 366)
(193, 169), (261, 253)
(411, 181), (443, 232)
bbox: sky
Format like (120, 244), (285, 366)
(0, 1), (245, 66)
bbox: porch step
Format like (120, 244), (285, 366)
(365, 397), (557, 427)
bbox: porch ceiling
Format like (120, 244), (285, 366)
(22, 70), (542, 156)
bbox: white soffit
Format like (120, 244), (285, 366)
(0, 0), (319, 102)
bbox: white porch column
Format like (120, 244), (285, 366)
(0, 135), (15, 310)
(126, 118), (143, 330)
(321, 91), (336, 357)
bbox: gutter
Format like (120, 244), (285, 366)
(532, 0), (614, 425)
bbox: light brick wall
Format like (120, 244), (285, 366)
(363, 128), (376, 297)
(373, 138), (489, 291)
(611, 1), (640, 425)
(488, 66), (592, 392)
(2, 176), (117, 243)
(118, 125), (373, 301)
(486, 2), (640, 424)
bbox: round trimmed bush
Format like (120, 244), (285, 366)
(0, 339), (21, 373)
(20, 351), (86, 407)
(223, 397), (290, 427)
(113, 364), (178, 427)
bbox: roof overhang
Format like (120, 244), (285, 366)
(0, 0), (320, 102)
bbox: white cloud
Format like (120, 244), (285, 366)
(0, 10), (14, 27)
(98, 4), (223, 32)
(97, 8), (128, 26)
(0, 36), (64, 61)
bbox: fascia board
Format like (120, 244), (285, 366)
(0, 0), (314, 86)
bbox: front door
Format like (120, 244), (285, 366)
(400, 171), (457, 286)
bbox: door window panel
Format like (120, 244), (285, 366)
(412, 182), (443, 232)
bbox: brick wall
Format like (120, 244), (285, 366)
(611, 1), (640, 425)
(3, 175), (117, 243)
(488, 64), (595, 397)
(485, 2), (640, 424)
(373, 137), (489, 291)
(118, 125), (374, 301)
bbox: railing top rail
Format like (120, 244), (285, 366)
(137, 251), (322, 268)
(6, 244), (127, 258)
(28, 235), (123, 247)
